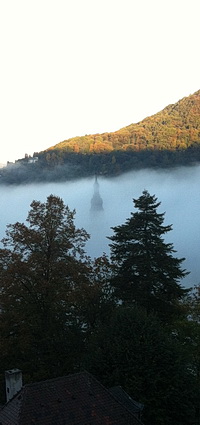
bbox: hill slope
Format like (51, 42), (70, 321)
(46, 90), (200, 154)
(1, 90), (200, 184)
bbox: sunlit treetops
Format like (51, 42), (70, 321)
(46, 90), (200, 154)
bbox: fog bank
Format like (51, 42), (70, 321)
(0, 165), (200, 288)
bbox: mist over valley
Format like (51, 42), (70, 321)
(0, 165), (199, 288)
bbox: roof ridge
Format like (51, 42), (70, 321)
(110, 385), (144, 410)
(85, 374), (144, 424)
(108, 386), (144, 424)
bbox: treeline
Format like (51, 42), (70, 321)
(1, 143), (200, 185)
(0, 192), (199, 425)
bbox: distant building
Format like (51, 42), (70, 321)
(90, 175), (103, 212)
(28, 157), (38, 164)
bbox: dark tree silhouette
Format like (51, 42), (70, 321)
(0, 195), (91, 379)
(108, 190), (189, 319)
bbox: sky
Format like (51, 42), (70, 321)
(0, 0), (199, 164)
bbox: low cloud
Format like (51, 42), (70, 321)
(0, 165), (199, 288)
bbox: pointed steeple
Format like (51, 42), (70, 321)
(90, 175), (103, 212)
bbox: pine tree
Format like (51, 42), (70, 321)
(108, 190), (189, 318)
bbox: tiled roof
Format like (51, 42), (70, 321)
(0, 372), (144, 425)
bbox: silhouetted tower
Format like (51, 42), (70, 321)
(90, 175), (103, 212)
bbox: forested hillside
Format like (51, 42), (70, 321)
(49, 89), (200, 153)
(1, 90), (200, 183)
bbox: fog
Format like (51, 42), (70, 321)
(0, 165), (200, 288)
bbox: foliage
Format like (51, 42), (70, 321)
(0, 193), (199, 424)
(172, 287), (200, 424)
(0, 195), (92, 380)
(84, 304), (196, 425)
(187, 284), (200, 322)
(66, 253), (115, 334)
(108, 190), (189, 320)
(47, 90), (200, 155)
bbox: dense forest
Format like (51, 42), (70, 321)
(0, 193), (199, 425)
(49, 89), (200, 153)
(1, 90), (200, 184)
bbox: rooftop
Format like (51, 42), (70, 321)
(0, 371), (144, 425)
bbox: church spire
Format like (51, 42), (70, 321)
(90, 175), (103, 212)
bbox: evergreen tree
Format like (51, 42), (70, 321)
(108, 190), (189, 319)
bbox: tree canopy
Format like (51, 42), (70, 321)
(85, 304), (196, 425)
(0, 192), (199, 424)
(0, 195), (93, 379)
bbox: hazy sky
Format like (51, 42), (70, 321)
(0, 0), (199, 164)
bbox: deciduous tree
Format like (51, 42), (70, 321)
(0, 195), (90, 379)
